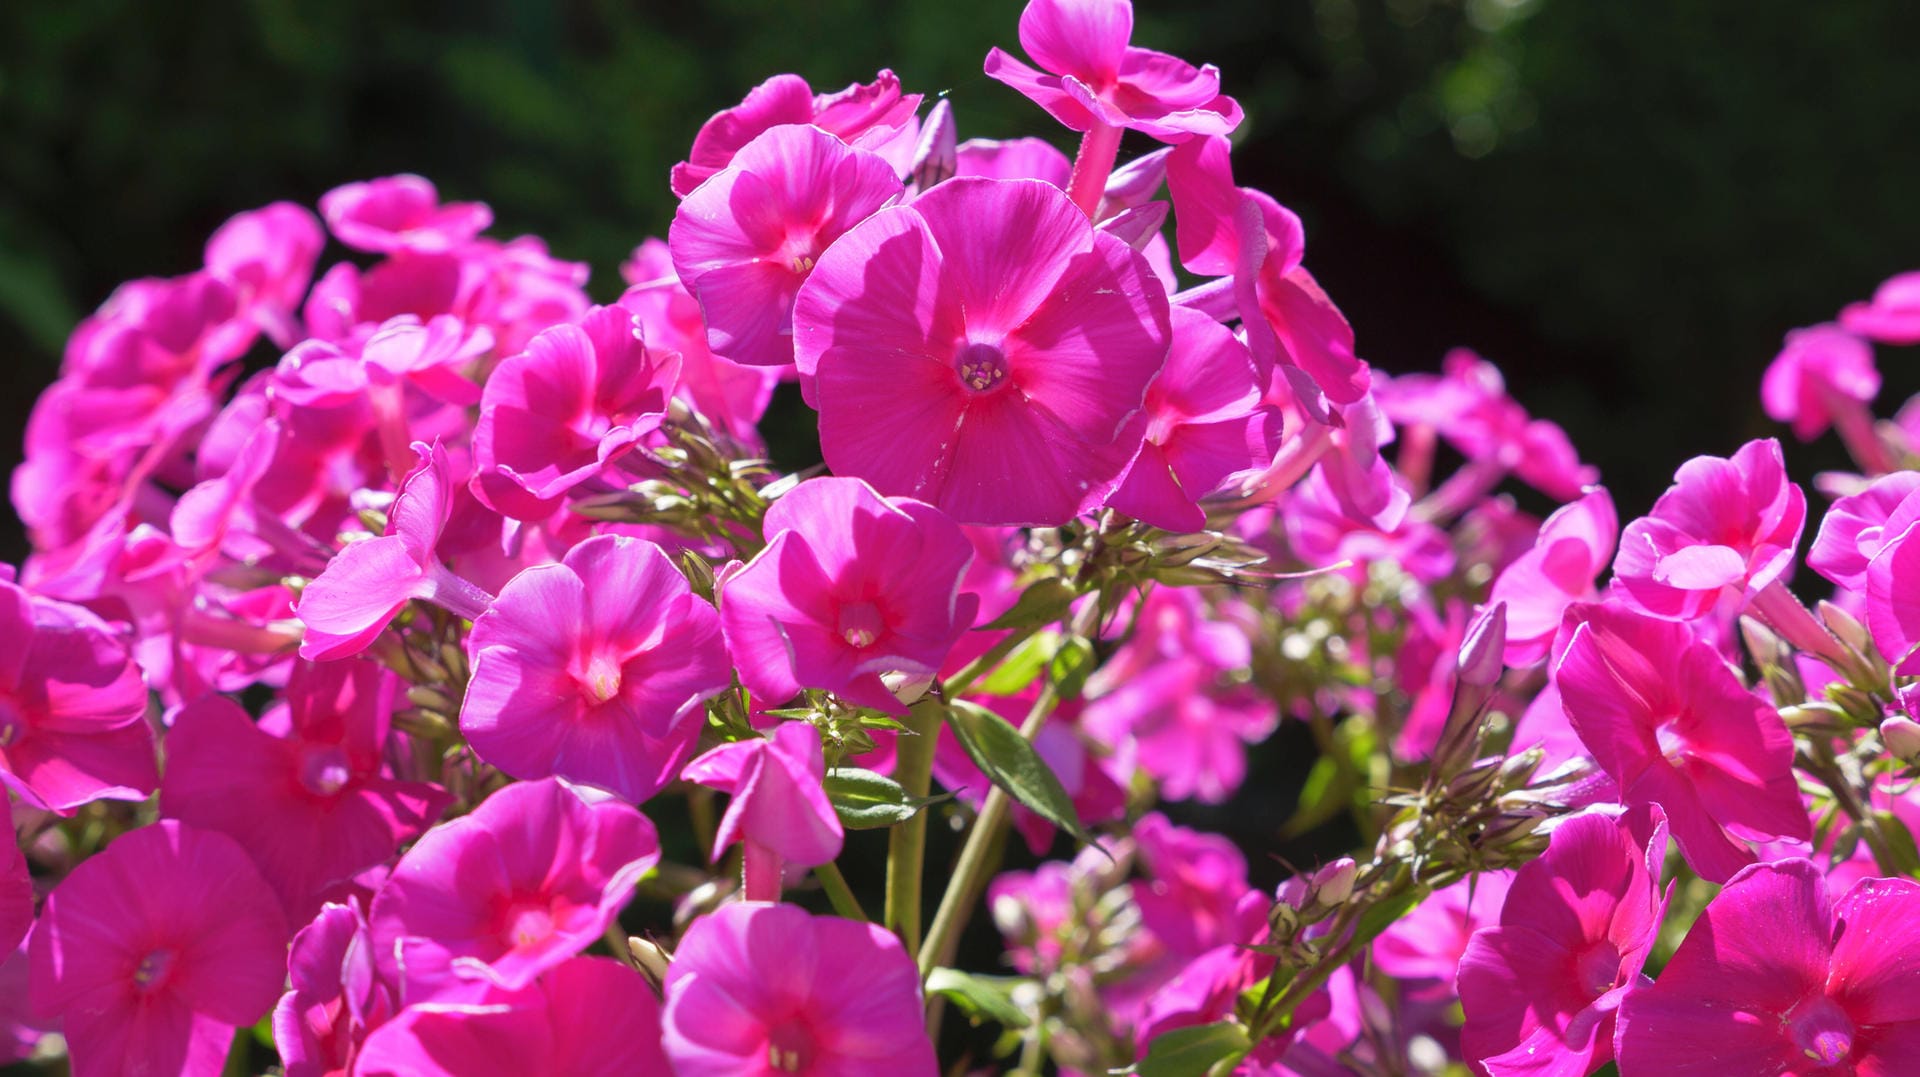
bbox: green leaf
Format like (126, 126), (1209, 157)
(978, 630), (1058, 696)
(926, 967), (1031, 1030)
(823, 767), (950, 829)
(1047, 635), (1097, 699)
(1278, 753), (1348, 840)
(1130, 1020), (1250, 1077)
(981, 577), (1077, 630)
(1356, 890), (1422, 940)
(944, 700), (1090, 842)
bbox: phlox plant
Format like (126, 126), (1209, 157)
(11, 0), (1920, 1074)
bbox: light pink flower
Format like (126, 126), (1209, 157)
(721, 477), (977, 714)
(683, 722), (843, 870)
(204, 201), (324, 347)
(1380, 349), (1597, 501)
(793, 176), (1172, 526)
(320, 175), (492, 254)
(661, 902), (937, 1077)
(1617, 860), (1920, 1075)
(1083, 656), (1275, 804)
(1489, 488), (1618, 667)
(1763, 324), (1881, 441)
(462, 534), (730, 804)
(670, 124), (904, 368)
(1839, 270), (1920, 345)
(671, 70), (922, 198)
(1808, 471), (1920, 591)
(29, 821), (290, 1077)
(1554, 602), (1807, 882)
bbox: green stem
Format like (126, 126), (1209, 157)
(942, 621), (1046, 699)
(814, 860), (868, 922)
(886, 700), (944, 952)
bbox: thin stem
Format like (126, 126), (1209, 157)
(1065, 122), (1123, 219)
(942, 622), (1046, 699)
(886, 702), (943, 951)
(814, 860), (868, 922)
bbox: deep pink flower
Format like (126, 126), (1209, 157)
(0, 841), (27, 960)
(1839, 270), (1920, 345)
(204, 201), (324, 348)
(274, 900), (392, 1077)
(1375, 873), (1514, 997)
(1131, 813), (1264, 964)
(793, 176), (1172, 526)
(671, 125), (904, 368)
(619, 238), (780, 445)
(1617, 860), (1920, 1076)
(671, 70), (922, 198)
(472, 305), (680, 520)
(1809, 471), (1920, 592)
(320, 175), (492, 255)
(1458, 806), (1670, 1077)
(355, 957), (669, 1076)
(1865, 520), (1920, 674)
(1082, 656), (1275, 803)
(682, 721), (844, 870)
(1554, 602), (1808, 882)
(956, 137), (1072, 187)
(462, 534), (730, 804)
(1763, 324), (1881, 441)
(1489, 488), (1618, 667)
(1611, 438), (1806, 621)
(161, 662), (450, 921)
(1284, 465), (1455, 583)
(29, 821), (290, 1077)
(1380, 349), (1598, 501)
(721, 477), (977, 714)
(368, 777), (661, 1001)
(0, 577), (156, 813)
(983, 0), (1242, 140)
(661, 902), (937, 1076)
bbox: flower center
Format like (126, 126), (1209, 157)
(953, 341), (1011, 394)
(0, 698), (27, 748)
(579, 653), (625, 705)
(505, 901), (557, 949)
(298, 745), (352, 797)
(766, 1018), (815, 1073)
(1786, 995), (1855, 1067)
(132, 948), (176, 993)
(1655, 717), (1689, 763)
(837, 601), (883, 649)
(1575, 940), (1622, 997)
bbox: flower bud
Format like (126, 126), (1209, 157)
(1882, 716), (1920, 764)
(1309, 857), (1357, 907)
(1456, 601), (1508, 688)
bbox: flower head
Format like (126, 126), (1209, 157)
(683, 721), (844, 868)
(1489, 488), (1618, 667)
(320, 175), (492, 255)
(1839, 269), (1920, 345)
(671, 71), (921, 198)
(1762, 324), (1881, 441)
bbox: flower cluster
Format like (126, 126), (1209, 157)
(9, 0), (1920, 1074)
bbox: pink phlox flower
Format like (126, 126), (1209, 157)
(463, 235), (593, 355)
(1131, 813), (1264, 963)
(28, 821), (290, 1077)
(1490, 487), (1618, 667)
(1238, 966), (1363, 1076)
(619, 238), (780, 446)
(462, 534), (730, 804)
(1083, 655), (1275, 803)
(160, 661), (451, 922)
(661, 901), (937, 1077)
(1165, 134), (1304, 282)
(1374, 871), (1515, 1000)
(1108, 305), (1284, 531)
(988, 858), (1089, 976)
(671, 70), (922, 198)
(671, 124), (906, 369)
(1089, 586), (1251, 689)
(0, 576), (156, 813)
(1390, 599), (1471, 762)
(1611, 438), (1807, 622)
(320, 174), (493, 255)
(204, 200), (324, 348)
(682, 721), (844, 868)
(983, 0), (1242, 140)
(471, 305), (681, 520)
(1617, 860), (1920, 1076)
(1764, 324), (1881, 441)
(1864, 517), (1920, 674)
(368, 777), (661, 1003)
(794, 176), (1173, 526)
(956, 137), (1073, 187)
(0, 941), (52, 1066)
(0, 842), (26, 961)
(1553, 601), (1808, 882)
(1809, 471), (1920, 592)
(167, 415), (289, 570)
(1284, 465), (1455, 583)
(1839, 269), (1920, 345)
(1380, 349), (1598, 501)
(354, 956), (670, 1077)
(1457, 805), (1670, 1077)
(721, 477), (978, 714)
(274, 899), (394, 1077)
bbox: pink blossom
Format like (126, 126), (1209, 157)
(1082, 656), (1274, 803)
(793, 177), (1172, 526)
(955, 137), (1072, 187)
(1553, 602), (1807, 882)
(0, 842), (26, 961)
(1809, 471), (1920, 592)
(671, 71), (922, 198)
(29, 821), (290, 1077)
(721, 477), (977, 714)
(1616, 860), (1920, 1076)
(462, 534), (730, 804)
(1839, 270), (1920, 345)
(1611, 438), (1806, 621)
(682, 721), (844, 871)
(1284, 465), (1455, 582)
(1375, 872), (1514, 997)
(471, 305), (680, 520)
(274, 900), (391, 1077)
(983, 0), (1242, 140)
(320, 175), (492, 255)
(1131, 814), (1264, 964)
(1763, 324), (1881, 441)
(368, 777), (661, 1001)
(661, 902), (937, 1076)
(1380, 349), (1598, 501)
(160, 662), (450, 921)
(1489, 488), (1618, 667)
(355, 957), (670, 1076)
(204, 201), (324, 347)
(0, 576), (156, 813)
(1865, 520), (1920, 674)
(670, 125), (904, 368)
(619, 238), (780, 444)
(1458, 806), (1670, 1077)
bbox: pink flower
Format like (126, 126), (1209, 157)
(1083, 656), (1275, 804)
(0, 577), (157, 813)
(204, 201), (324, 348)
(1375, 873), (1514, 997)
(354, 957), (670, 1076)
(956, 137), (1072, 187)
(1839, 270), (1920, 345)
(721, 477), (977, 714)
(160, 662), (451, 921)
(1554, 602), (1808, 882)
(1458, 806), (1670, 1077)
(29, 821), (290, 1077)
(1489, 488), (1618, 667)
(320, 175), (492, 254)
(682, 721), (844, 871)
(1763, 324), (1881, 441)
(1865, 520), (1920, 674)
(619, 238), (780, 445)
(671, 70), (922, 198)
(1617, 860), (1920, 1076)
(1379, 349), (1598, 501)
(661, 902), (937, 1077)
(1283, 465), (1456, 582)
(793, 176), (1172, 526)
(472, 305), (680, 520)
(273, 900), (391, 1077)
(983, 0), (1243, 140)
(367, 777), (661, 1001)
(1808, 471), (1920, 591)
(462, 534), (731, 804)
(1611, 438), (1806, 621)
(670, 124), (904, 368)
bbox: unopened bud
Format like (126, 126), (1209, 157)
(1309, 857), (1357, 907)
(1457, 602), (1508, 688)
(882, 671), (934, 707)
(908, 99), (956, 191)
(626, 936), (670, 988)
(1882, 716), (1920, 763)
(1819, 600), (1875, 656)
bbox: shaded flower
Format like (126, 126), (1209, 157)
(1763, 324), (1881, 441)
(320, 175), (492, 255)
(671, 70), (921, 198)
(1489, 488), (1617, 667)
(682, 721), (844, 871)
(1839, 269), (1920, 345)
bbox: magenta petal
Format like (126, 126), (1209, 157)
(296, 536), (428, 661)
(1828, 876), (1920, 1026)
(1018, 0), (1131, 86)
